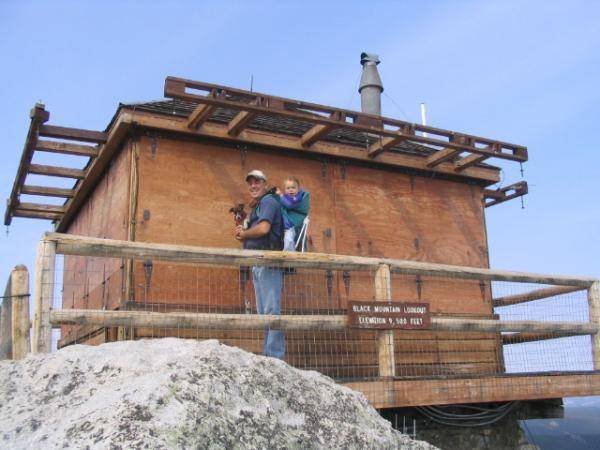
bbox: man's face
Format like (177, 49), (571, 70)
(247, 177), (268, 199)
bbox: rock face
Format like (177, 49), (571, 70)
(0, 338), (437, 449)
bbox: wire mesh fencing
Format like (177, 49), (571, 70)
(31, 233), (599, 407)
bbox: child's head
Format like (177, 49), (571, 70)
(283, 176), (300, 196)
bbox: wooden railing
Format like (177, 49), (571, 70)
(0, 265), (30, 360)
(32, 232), (600, 375)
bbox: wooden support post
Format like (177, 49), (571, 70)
(588, 280), (600, 370)
(32, 239), (56, 353)
(0, 276), (12, 359)
(375, 264), (395, 377)
(11, 265), (30, 360)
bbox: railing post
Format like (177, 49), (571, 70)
(375, 263), (395, 377)
(32, 238), (56, 353)
(588, 280), (600, 370)
(11, 265), (30, 359)
(0, 275), (13, 359)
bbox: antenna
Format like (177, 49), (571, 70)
(250, 74), (254, 93)
(420, 102), (428, 138)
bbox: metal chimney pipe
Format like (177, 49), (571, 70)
(358, 52), (384, 115)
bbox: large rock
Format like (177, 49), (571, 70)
(0, 338), (437, 449)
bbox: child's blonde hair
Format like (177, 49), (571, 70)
(284, 176), (300, 187)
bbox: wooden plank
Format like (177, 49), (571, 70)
(589, 281), (600, 370)
(300, 124), (334, 147)
(502, 331), (589, 345)
(44, 232), (597, 287)
(32, 239), (55, 353)
(367, 136), (405, 158)
(375, 264), (395, 377)
(39, 124), (107, 143)
(187, 103), (216, 130)
(29, 164), (86, 179)
(228, 110), (256, 137)
(4, 103), (50, 226)
(49, 308), (599, 334)
(16, 203), (66, 214)
(13, 210), (62, 221)
(493, 285), (584, 307)
(36, 139), (100, 157)
(455, 153), (488, 171)
(21, 185), (75, 198)
(426, 136), (470, 168)
(344, 373), (600, 408)
(10, 265), (30, 360)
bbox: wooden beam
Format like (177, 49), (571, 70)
(16, 203), (66, 214)
(39, 124), (107, 143)
(44, 232), (597, 287)
(28, 164), (85, 179)
(344, 373), (600, 408)
(36, 139), (99, 157)
(455, 143), (499, 171)
(367, 136), (405, 158)
(187, 104), (216, 130)
(126, 111), (502, 185)
(300, 124), (334, 148)
(32, 239), (55, 354)
(484, 181), (528, 207)
(51, 309), (347, 331)
(228, 110), (257, 137)
(48, 308), (598, 334)
(426, 146), (464, 167)
(375, 264), (395, 377)
(426, 135), (470, 167)
(493, 285), (585, 308)
(10, 265), (30, 360)
(588, 281), (600, 370)
(455, 153), (488, 171)
(4, 103), (50, 226)
(12, 210), (62, 221)
(502, 331), (588, 345)
(21, 185), (75, 198)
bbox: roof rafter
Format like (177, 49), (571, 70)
(165, 76), (528, 168)
(483, 181), (528, 207)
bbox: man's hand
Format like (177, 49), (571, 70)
(235, 221), (271, 242)
(235, 225), (245, 241)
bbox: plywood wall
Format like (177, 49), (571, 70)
(59, 144), (131, 346)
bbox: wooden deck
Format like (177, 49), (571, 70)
(345, 372), (600, 409)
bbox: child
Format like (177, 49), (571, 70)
(279, 176), (310, 252)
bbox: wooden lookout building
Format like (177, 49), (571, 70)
(4, 55), (600, 409)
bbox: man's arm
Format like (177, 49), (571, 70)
(236, 221), (271, 240)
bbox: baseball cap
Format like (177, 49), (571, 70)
(245, 169), (267, 182)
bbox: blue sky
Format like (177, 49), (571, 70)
(1, 0), (599, 282)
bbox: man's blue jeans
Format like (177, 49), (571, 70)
(252, 266), (284, 359)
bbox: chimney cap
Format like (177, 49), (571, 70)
(360, 52), (380, 65)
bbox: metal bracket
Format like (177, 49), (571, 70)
(342, 271), (351, 298)
(416, 275), (423, 300)
(149, 134), (158, 159)
(320, 157), (328, 178)
(339, 159), (348, 180)
(238, 145), (247, 167)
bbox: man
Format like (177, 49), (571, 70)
(235, 169), (284, 359)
